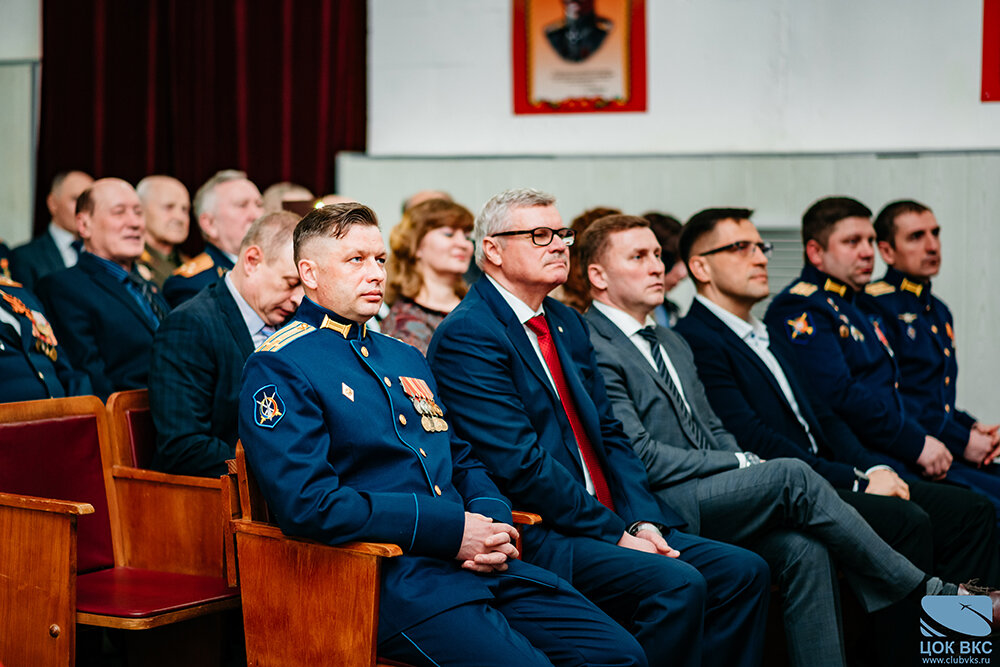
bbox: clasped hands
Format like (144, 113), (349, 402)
(457, 512), (520, 573)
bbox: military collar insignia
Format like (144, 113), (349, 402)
(0, 257), (11, 281)
(899, 278), (924, 297)
(822, 278), (847, 298)
(253, 385), (285, 428)
(898, 313), (918, 324)
(399, 376), (449, 433)
(320, 314), (367, 339)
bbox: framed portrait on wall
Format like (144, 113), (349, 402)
(513, 0), (647, 114)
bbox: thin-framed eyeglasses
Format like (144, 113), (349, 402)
(491, 227), (576, 247)
(698, 240), (773, 259)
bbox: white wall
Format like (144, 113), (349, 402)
(0, 0), (41, 247)
(369, 0), (998, 156)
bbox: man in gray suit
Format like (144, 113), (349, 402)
(579, 214), (956, 667)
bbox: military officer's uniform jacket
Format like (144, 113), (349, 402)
(862, 267), (976, 454)
(764, 264), (925, 465)
(162, 243), (233, 308)
(0, 277), (91, 402)
(238, 297), (559, 639)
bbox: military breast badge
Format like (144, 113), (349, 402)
(399, 376), (448, 433)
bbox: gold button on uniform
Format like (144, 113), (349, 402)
(37, 372), (44, 380)
(434, 485), (442, 496)
(384, 376), (391, 387)
(361, 346), (369, 357)
(944, 349), (951, 357)
(398, 414), (407, 426)
(945, 376), (951, 386)
(945, 405), (951, 413)
(894, 382), (899, 389)
(931, 325), (938, 334)
(419, 448), (427, 457)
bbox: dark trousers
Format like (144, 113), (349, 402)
(564, 530), (770, 667)
(379, 574), (647, 667)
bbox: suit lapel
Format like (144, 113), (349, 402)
(212, 280), (255, 357)
(79, 257), (156, 333)
(40, 233), (68, 273)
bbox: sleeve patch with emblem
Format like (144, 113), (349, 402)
(786, 312), (814, 343)
(253, 385), (285, 428)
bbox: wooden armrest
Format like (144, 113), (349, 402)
(0, 491), (94, 515)
(512, 510), (542, 525)
(231, 519), (403, 558)
(111, 464), (221, 489)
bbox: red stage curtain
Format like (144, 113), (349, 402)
(34, 0), (366, 242)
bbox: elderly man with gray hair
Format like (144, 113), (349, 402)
(163, 169), (263, 307)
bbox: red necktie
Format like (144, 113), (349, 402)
(525, 314), (615, 511)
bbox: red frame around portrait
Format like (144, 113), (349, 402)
(984, 0), (1000, 101)
(512, 0), (647, 114)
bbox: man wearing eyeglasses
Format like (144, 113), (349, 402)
(428, 188), (771, 667)
(764, 197), (1000, 531)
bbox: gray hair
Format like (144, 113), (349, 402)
(136, 175), (186, 204)
(193, 169), (250, 218)
(474, 188), (556, 267)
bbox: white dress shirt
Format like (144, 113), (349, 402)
(49, 223), (79, 268)
(486, 275), (595, 494)
(225, 273), (270, 348)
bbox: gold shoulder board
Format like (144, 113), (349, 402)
(172, 252), (215, 277)
(864, 281), (896, 297)
(789, 282), (818, 297)
(256, 322), (316, 352)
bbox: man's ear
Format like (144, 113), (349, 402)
(876, 240), (896, 265)
(76, 212), (92, 240)
(198, 212), (216, 243)
(587, 262), (608, 292)
(686, 256), (710, 284)
(244, 245), (263, 271)
(298, 258), (318, 290)
(46, 192), (58, 217)
(804, 239), (824, 268)
(481, 236), (503, 267)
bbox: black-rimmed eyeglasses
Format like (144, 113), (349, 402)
(491, 227), (576, 247)
(698, 240), (773, 259)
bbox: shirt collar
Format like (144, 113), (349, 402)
(48, 222), (76, 253)
(694, 294), (769, 342)
(590, 299), (651, 338)
(84, 251), (132, 281)
(225, 272), (266, 339)
(486, 274), (545, 324)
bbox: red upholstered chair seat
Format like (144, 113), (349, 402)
(76, 567), (238, 618)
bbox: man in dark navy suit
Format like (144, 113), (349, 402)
(150, 211), (302, 477)
(163, 170), (264, 307)
(428, 189), (770, 667)
(37, 179), (168, 400)
(672, 207), (999, 587)
(239, 203), (647, 667)
(764, 197), (1000, 529)
(12, 171), (94, 290)
(864, 200), (1000, 476)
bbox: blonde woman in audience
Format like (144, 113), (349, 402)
(382, 198), (474, 353)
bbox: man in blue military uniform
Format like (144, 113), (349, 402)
(865, 200), (1000, 471)
(0, 274), (91, 403)
(765, 196), (1000, 526)
(238, 203), (646, 667)
(162, 170), (264, 307)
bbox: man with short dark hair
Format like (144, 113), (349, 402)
(764, 197), (1000, 527)
(239, 202), (647, 667)
(163, 170), (263, 307)
(136, 175), (191, 286)
(864, 200), (1000, 473)
(581, 213), (970, 667)
(429, 188), (770, 667)
(13, 170), (94, 290)
(150, 211), (302, 477)
(37, 178), (168, 400)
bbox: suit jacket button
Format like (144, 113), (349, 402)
(434, 485), (442, 496)
(398, 414), (407, 426)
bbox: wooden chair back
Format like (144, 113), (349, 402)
(106, 389), (156, 468)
